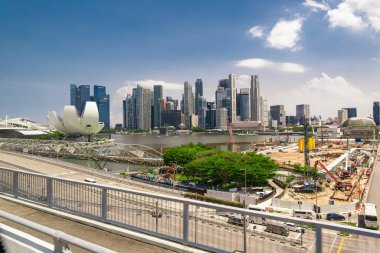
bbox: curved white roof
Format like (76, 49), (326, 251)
(47, 101), (104, 135)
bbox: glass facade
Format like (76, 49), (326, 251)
(373, 102), (380, 125)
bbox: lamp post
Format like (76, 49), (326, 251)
(241, 168), (247, 194)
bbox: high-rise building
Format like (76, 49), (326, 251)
(338, 109), (348, 125)
(135, 85), (151, 130)
(123, 94), (134, 128)
(153, 85), (163, 128)
(373, 101), (380, 125)
(260, 97), (269, 129)
(215, 87), (228, 109)
(228, 74), (237, 123)
(195, 79), (203, 115)
(239, 88), (250, 121)
(94, 85), (110, 129)
(197, 96), (207, 129)
(296, 104), (310, 126)
(250, 75), (260, 121)
(343, 107), (357, 118)
(161, 110), (181, 128)
(270, 105), (286, 127)
(183, 81), (194, 128)
(70, 84), (90, 116)
(216, 108), (228, 130)
(286, 116), (298, 125)
(218, 79), (229, 90)
(70, 84), (109, 129)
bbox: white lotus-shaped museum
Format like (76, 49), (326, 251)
(47, 101), (104, 135)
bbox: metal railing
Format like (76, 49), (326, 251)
(0, 210), (117, 253)
(1, 167), (380, 253)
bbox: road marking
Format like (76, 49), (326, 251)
(328, 235), (338, 253)
(336, 237), (346, 253)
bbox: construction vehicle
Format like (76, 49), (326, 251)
(314, 160), (352, 191)
(159, 162), (177, 180)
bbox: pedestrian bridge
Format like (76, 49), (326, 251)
(0, 138), (163, 167)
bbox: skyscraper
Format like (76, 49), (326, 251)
(250, 75), (260, 121)
(216, 108), (228, 130)
(228, 74), (237, 123)
(94, 85), (110, 129)
(296, 104), (310, 126)
(215, 86), (228, 109)
(183, 81), (194, 128)
(338, 109), (348, 125)
(343, 107), (357, 118)
(218, 79), (229, 90)
(239, 88), (250, 121)
(123, 94), (134, 128)
(260, 97), (269, 129)
(70, 84), (109, 129)
(153, 85), (163, 128)
(135, 85), (151, 130)
(270, 105), (286, 127)
(373, 102), (380, 125)
(197, 96), (207, 129)
(195, 79), (203, 115)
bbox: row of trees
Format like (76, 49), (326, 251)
(163, 143), (278, 189)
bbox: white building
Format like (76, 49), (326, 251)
(338, 109), (348, 125)
(216, 108), (228, 130)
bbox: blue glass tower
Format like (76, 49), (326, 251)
(94, 85), (110, 129)
(373, 102), (380, 125)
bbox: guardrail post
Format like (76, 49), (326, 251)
(12, 172), (18, 198)
(53, 238), (63, 253)
(183, 202), (189, 245)
(102, 188), (107, 222)
(46, 178), (53, 207)
(315, 227), (322, 253)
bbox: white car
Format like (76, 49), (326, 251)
(284, 222), (304, 233)
(84, 178), (96, 183)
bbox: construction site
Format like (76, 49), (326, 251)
(267, 139), (377, 206)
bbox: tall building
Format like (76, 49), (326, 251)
(218, 79), (229, 90)
(206, 102), (216, 129)
(161, 110), (181, 128)
(270, 105), (286, 127)
(338, 109), (348, 125)
(286, 116), (298, 125)
(250, 75), (260, 121)
(94, 85), (110, 129)
(260, 97), (269, 129)
(216, 108), (228, 130)
(296, 104), (310, 126)
(70, 84), (90, 116)
(195, 79), (203, 115)
(153, 85), (163, 128)
(183, 81), (194, 128)
(239, 88), (250, 121)
(343, 107), (357, 118)
(123, 94), (134, 128)
(70, 84), (109, 129)
(373, 101), (380, 125)
(197, 96), (207, 129)
(228, 74), (237, 123)
(135, 85), (151, 130)
(215, 87), (228, 109)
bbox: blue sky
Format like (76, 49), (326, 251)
(0, 0), (380, 124)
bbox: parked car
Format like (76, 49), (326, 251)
(326, 213), (345, 221)
(284, 222), (305, 233)
(293, 210), (314, 220)
(265, 221), (290, 236)
(249, 216), (267, 225)
(84, 178), (96, 183)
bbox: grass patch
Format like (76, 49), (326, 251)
(342, 222), (357, 227)
(338, 231), (351, 237)
(184, 193), (244, 208)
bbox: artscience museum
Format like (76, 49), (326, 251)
(47, 101), (104, 135)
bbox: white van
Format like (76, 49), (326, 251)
(248, 205), (266, 212)
(293, 210), (313, 219)
(84, 178), (96, 183)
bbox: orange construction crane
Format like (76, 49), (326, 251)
(314, 160), (352, 190)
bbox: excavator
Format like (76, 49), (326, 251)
(160, 162), (177, 180)
(314, 160), (352, 191)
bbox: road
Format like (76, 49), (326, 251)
(1, 150), (379, 252)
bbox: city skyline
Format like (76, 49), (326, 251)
(1, 0), (380, 125)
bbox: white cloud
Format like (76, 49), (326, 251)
(236, 58), (306, 73)
(327, 2), (368, 30)
(271, 73), (372, 118)
(247, 25), (264, 38)
(303, 0), (330, 11)
(110, 80), (183, 125)
(371, 57), (380, 61)
(326, 0), (380, 32)
(266, 17), (303, 50)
